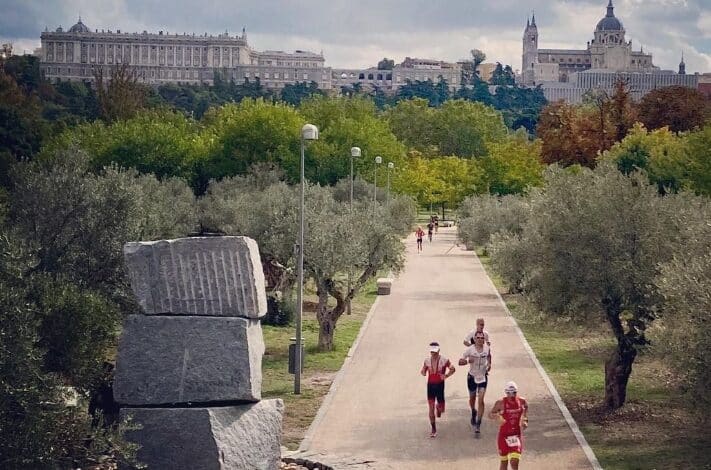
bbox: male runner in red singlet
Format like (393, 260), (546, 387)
(489, 381), (528, 470)
(420, 341), (456, 438)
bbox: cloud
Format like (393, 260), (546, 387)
(1, 0), (708, 73)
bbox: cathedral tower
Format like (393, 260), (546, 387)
(522, 13), (538, 85)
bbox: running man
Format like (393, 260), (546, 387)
(490, 381), (528, 470)
(415, 226), (425, 252)
(427, 221), (434, 243)
(420, 341), (456, 438)
(458, 331), (491, 433)
(464, 317), (491, 347)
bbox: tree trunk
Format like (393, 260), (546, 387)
(315, 279), (348, 352)
(604, 341), (637, 410)
(602, 295), (638, 410)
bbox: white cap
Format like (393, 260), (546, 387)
(429, 342), (440, 353)
(504, 381), (518, 394)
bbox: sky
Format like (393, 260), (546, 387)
(1, 0), (710, 74)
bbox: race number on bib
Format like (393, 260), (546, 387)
(474, 373), (486, 384)
(505, 435), (521, 447)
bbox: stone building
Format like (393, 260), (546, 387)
(522, 1), (656, 85)
(521, 1), (700, 103)
(39, 18), (331, 90)
(331, 57), (462, 93)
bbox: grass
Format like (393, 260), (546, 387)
(477, 248), (707, 470)
(262, 277), (379, 449)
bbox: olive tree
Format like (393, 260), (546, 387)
(654, 197), (711, 414)
(200, 179), (411, 350)
(489, 163), (691, 410)
(458, 194), (531, 250)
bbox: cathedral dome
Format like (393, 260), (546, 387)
(68, 18), (90, 33)
(596, 1), (623, 31)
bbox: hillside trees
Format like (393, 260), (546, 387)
(638, 86), (709, 133)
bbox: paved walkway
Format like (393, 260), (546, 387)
(300, 227), (598, 469)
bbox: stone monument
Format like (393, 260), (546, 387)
(114, 236), (283, 469)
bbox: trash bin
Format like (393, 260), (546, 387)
(288, 338), (305, 374)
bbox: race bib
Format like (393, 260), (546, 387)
(474, 373), (486, 384)
(505, 435), (521, 447)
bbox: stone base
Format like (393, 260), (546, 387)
(121, 400), (284, 470)
(376, 278), (393, 295)
(114, 315), (264, 405)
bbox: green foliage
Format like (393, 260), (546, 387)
(490, 85), (547, 133)
(200, 177), (411, 350)
(280, 81), (324, 106)
(457, 194), (531, 249)
(480, 136), (544, 194)
(602, 123), (688, 194)
(0, 231), (141, 469)
(434, 100), (507, 157)
(385, 98), (507, 158)
(655, 204), (711, 415)
(487, 163), (704, 408)
(10, 149), (197, 296)
(201, 98), (304, 186)
(489, 63), (516, 86)
(299, 95), (406, 185)
(684, 123), (711, 196)
(396, 78), (451, 107)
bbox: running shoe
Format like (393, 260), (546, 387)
(475, 424), (481, 434)
(430, 431), (437, 438)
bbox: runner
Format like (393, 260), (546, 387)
(420, 341), (456, 438)
(489, 381), (528, 470)
(458, 331), (491, 434)
(415, 226), (425, 253)
(427, 220), (434, 243)
(464, 317), (491, 347)
(434, 214), (439, 233)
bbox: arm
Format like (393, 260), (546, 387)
(421, 364), (428, 377)
(489, 399), (505, 423)
(520, 398), (529, 429)
(487, 349), (492, 372)
(444, 363), (456, 379)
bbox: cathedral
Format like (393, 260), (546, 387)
(521, 0), (657, 85)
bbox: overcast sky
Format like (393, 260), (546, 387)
(2, 0), (709, 74)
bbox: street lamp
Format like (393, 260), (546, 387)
(295, 123), (318, 395)
(387, 162), (394, 200)
(350, 147), (361, 208)
(347, 146), (361, 316)
(374, 156), (382, 206)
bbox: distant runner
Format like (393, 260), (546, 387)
(458, 331), (491, 434)
(434, 215), (439, 233)
(420, 341), (456, 438)
(415, 226), (425, 253)
(464, 317), (491, 347)
(427, 221), (434, 243)
(490, 381), (528, 470)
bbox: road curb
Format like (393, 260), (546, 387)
(298, 293), (384, 452)
(473, 253), (604, 470)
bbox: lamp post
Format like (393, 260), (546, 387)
(295, 123), (318, 395)
(347, 147), (361, 316)
(350, 147), (361, 208)
(386, 162), (394, 200)
(374, 156), (382, 207)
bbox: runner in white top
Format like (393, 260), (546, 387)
(458, 331), (491, 433)
(463, 317), (491, 347)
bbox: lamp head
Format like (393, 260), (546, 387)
(388, 162), (394, 169)
(375, 156), (382, 164)
(301, 124), (319, 140)
(351, 146), (361, 158)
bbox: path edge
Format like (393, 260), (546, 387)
(298, 294), (383, 452)
(473, 252), (604, 470)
